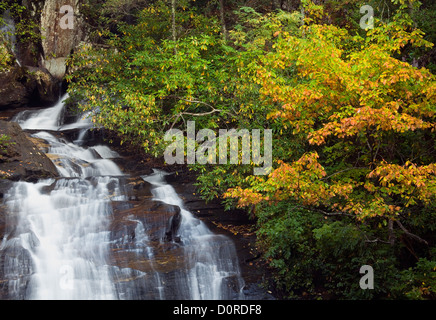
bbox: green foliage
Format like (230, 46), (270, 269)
(255, 202), (323, 298)
(0, 2), (14, 71)
(67, 2), (241, 156)
(393, 258), (436, 299)
(0, 1), (42, 68)
(0, 42), (11, 72)
(0, 1), (40, 45)
(313, 221), (400, 299)
(255, 202), (402, 299)
(0, 134), (13, 153)
(412, 1), (436, 73)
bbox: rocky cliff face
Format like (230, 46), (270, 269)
(40, 0), (85, 80)
(0, 0), (86, 108)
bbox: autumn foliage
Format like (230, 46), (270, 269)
(225, 3), (436, 222)
(222, 1), (436, 298)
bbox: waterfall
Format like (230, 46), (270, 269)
(12, 93), (69, 131)
(143, 171), (245, 300)
(4, 95), (125, 299)
(1, 95), (245, 300)
(4, 178), (119, 299)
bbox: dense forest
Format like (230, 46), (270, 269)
(2, 0), (436, 299)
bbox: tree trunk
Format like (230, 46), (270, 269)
(219, 0), (227, 42)
(408, 0), (417, 28)
(171, 0), (177, 54)
(388, 219), (395, 246)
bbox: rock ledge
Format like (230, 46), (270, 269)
(0, 120), (59, 182)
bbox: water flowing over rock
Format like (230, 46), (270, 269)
(0, 96), (252, 300)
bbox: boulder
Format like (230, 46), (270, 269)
(0, 65), (60, 109)
(28, 67), (59, 104)
(0, 67), (33, 108)
(0, 120), (59, 182)
(0, 0), (87, 109)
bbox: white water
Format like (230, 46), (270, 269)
(2, 96), (245, 300)
(143, 170), (245, 300)
(32, 131), (123, 178)
(5, 178), (120, 299)
(4, 96), (125, 299)
(4, 96), (126, 298)
(13, 93), (94, 133)
(13, 94), (69, 131)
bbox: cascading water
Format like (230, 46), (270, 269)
(4, 178), (120, 300)
(143, 171), (245, 300)
(12, 93), (92, 132)
(3, 94), (125, 299)
(1, 95), (245, 300)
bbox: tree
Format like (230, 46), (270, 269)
(66, 1), (237, 156)
(171, 0), (177, 53)
(223, 0), (436, 298)
(225, 0), (435, 225)
(218, 0), (227, 42)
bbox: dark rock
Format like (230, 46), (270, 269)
(0, 66), (60, 109)
(0, 179), (14, 199)
(0, 67), (34, 108)
(0, 238), (35, 300)
(164, 206), (182, 242)
(26, 67), (59, 104)
(104, 149), (276, 299)
(0, 179), (14, 241)
(0, 120), (59, 181)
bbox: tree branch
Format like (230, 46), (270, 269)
(312, 207), (354, 217)
(396, 220), (428, 245)
(167, 95), (236, 130)
(388, 219), (395, 246)
(321, 167), (366, 181)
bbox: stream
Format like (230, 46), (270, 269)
(0, 94), (246, 300)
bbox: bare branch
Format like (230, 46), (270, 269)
(388, 219), (395, 246)
(310, 207), (355, 217)
(166, 95), (236, 130)
(168, 95), (218, 110)
(396, 220), (428, 245)
(364, 237), (391, 244)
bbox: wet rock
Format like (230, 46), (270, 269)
(0, 179), (14, 200)
(0, 65), (61, 109)
(27, 67), (59, 104)
(0, 0), (87, 109)
(0, 239), (34, 300)
(110, 198), (183, 244)
(0, 67), (33, 109)
(145, 202), (182, 241)
(106, 158), (276, 299)
(0, 120), (59, 182)
(164, 206), (181, 242)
